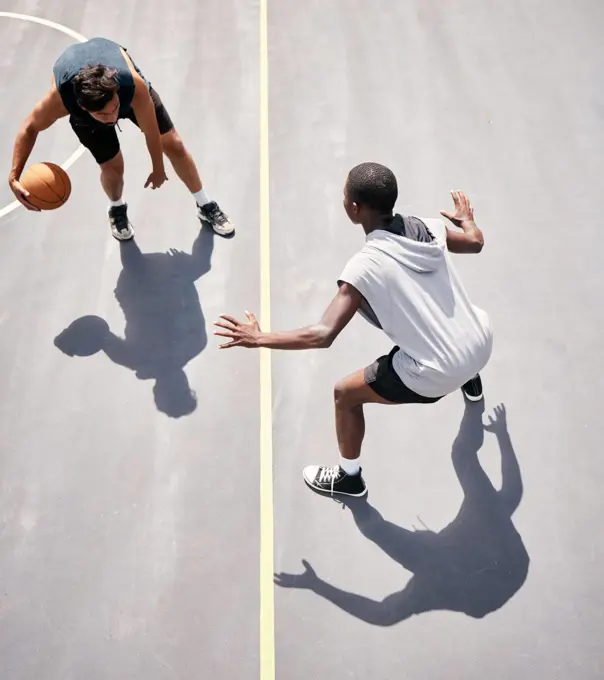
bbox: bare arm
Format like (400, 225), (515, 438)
(123, 51), (166, 187)
(130, 77), (165, 174)
(9, 82), (68, 209)
(440, 190), (484, 253)
(214, 282), (364, 350)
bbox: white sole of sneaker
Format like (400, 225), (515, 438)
(108, 211), (134, 241)
(463, 392), (483, 402)
(198, 213), (235, 236)
(111, 229), (134, 241)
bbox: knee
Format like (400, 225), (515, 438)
(162, 130), (187, 160)
(100, 153), (124, 178)
(334, 380), (354, 408)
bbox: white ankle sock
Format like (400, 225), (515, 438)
(193, 188), (211, 206)
(339, 456), (360, 476)
(110, 198), (124, 207)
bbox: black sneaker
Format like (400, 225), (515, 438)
(303, 464), (367, 497)
(197, 201), (235, 236)
(462, 374), (483, 401)
(108, 203), (134, 241)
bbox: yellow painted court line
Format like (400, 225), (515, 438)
(259, 0), (275, 679)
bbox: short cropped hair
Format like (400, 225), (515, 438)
(72, 65), (119, 111)
(347, 162), (398, 213)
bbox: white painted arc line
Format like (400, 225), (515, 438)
(0, 147), (87, 219)
(0, 12), (87, 220)
(0, 12), (87, 42)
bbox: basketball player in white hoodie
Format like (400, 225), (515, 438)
(214, 162), (493, 497)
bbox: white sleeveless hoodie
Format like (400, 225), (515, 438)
(338, 217), (493, 398)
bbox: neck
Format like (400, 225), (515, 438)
(361, 212), (394, 235)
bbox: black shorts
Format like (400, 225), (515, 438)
(364, 346), (444, 404)
(69, 86), (174, 165)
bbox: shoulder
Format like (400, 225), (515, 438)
(120, 48), (146, 91)
(53, 40), (78, 63)
(338, 246), (376, 285)
(47, 83), (66, 109)
(414, 216), (448, 245)
(343, 245), (374, 269)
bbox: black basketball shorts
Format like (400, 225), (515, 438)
(364, 346), (444, 404)
(69, 86), (174, 165)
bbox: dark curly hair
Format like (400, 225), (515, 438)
(72, 65), (119, 111)
(347, 162), (398, 213)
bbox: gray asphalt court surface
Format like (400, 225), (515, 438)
(1, 1), (603, 678)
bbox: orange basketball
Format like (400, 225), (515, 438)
(20, 162), (71, 210)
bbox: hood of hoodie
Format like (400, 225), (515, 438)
(364, 216), (446, 274)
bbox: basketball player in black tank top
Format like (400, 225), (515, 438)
(8, 37), (234, 240)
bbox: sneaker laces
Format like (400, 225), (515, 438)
(202, 202), (228, 226)
(317, 465), (344, 491)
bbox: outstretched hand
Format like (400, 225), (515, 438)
(484, 403), (507, 433)
(274, 559), (319, 589)
(214, 311), (262, 348)
(440, 190), (474, 228)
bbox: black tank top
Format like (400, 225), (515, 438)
(383, 214), (435, 243)
(53, 37), (145, 121)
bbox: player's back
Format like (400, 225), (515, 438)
(52, 37), (136, 117)
(338, 215), (493, 397)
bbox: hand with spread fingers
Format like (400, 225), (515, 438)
(214, 311), (262, 348)
(274, 560), (319, 590)
(484, 403), (507, 434)
(440, 189), (475, 228)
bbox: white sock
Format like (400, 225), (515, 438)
(339, 456), (360, 476)
(110, 198), (124, 207)
(193, 188), (211, 206)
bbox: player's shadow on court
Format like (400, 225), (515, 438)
(275, 402), (529, 625)
(53, 226), (214, 418)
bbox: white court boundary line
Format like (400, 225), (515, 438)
(0, 12), (87, 219)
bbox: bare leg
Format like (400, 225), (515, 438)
(160, 128), (235, 236)
(334, 368), (395, 461)
(100, 152), (125, 201)
(303, 368), (395, 496)
(161, 129), (202, 193)
(100, 152), (133, 240)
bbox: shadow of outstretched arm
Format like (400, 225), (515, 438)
(275, 402), (529, 626)
(53, 315), (136, 371)
(274, 559), (418, 626)
(53, 313), (139, 372)
(485, 404), (523, 514)
(100, 332), (139, 372)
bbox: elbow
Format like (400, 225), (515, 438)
(311, 325), (336, 349)
(22, 114), (38, 133)
(469, 238), (483, 253)
(318, 335), (335, 349)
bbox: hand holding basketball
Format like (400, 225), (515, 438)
(9, 177), (40, 211)
(13, 162), (71, 211)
